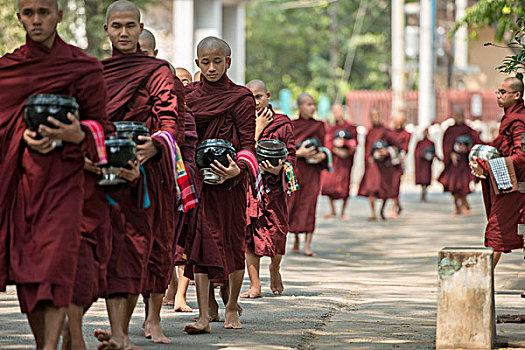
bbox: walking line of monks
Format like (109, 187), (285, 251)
(1, 1), (524, 349)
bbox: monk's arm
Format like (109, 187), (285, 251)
(147, 65), (180, 138)
(233, 95), (256, 175)
(283, 123), (297, 167)
(509, 120), (525, 169)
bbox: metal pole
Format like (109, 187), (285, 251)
(418, 0), (435, 127)
(391, 0), (406, 116)
(454, 0), (468, 70)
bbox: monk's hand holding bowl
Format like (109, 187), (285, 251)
(309, 150), (327, 164)
(450, 152), (460, 166)
(38, 113), (86, 145)
(23, 129), (55, 154)
(469, 156), (485, 178)
(296, 143), (317, 159)
(84, 157), (102, 175)
(210, 154), (240, 184)
(136, 135), (158, 164)
(333, 137), (345, 148)
(117, 160), (140, 182)
(260, 159), (283, 176)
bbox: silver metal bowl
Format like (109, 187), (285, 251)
(468, 144), (500, 162)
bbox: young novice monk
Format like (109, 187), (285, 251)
(241, 80), (296, 298)
(184, 36), (256, 333)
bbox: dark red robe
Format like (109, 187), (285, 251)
(287, 115), (326, 233)
(321, 121), (357, 200)
(357, 125), (397, 200)
(184, 74), (256, 283)
(438, 123), (480, 195)
(102, 47), (183, 295)
(0, 35), (107, 313)
(246, 110), (296, 257)
(389, 128), (411, 199)
(414, 138), (435, 186)
(482, 101), (525, 251)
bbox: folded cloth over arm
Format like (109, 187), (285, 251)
(488, 157), (518, 194)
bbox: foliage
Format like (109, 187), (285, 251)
(0, 0), (152, 58)
(485, 17), (525, 80)
(453, 0), (525, 42)
(245, 0), (391, 100)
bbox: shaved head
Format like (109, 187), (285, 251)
(19, 0), (58, 10)
(246, 80), (267, 92)
(297, 93), (314, 106)
(175, 67), (192, 86)
(504, 77), (524, 98)
(139, 29), (156, 49)
(197, 36), (228, 58)
(106, 0), (141, 24)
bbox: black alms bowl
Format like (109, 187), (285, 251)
(23, 94), (79, 133)
(334, 129), (353, 140)
(256, 139), (288, 166)
(422, 145), (435, 161)
(195, 139), (237, 170)
(114, 121), (150, 145)
(297, 137), (321, 150)
(104, 138), (137, 168)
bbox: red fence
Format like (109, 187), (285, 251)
(346, 90), (501, 127)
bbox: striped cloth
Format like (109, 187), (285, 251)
(283, 161), (299, 195)
(320, 146), (333, 173)
(152, 130), (198, 212)
(80, 120), (107, 165)
(489, 157), (513, 191)
(238, 149), (263, 201)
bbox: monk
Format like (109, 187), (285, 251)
(414, 128), (436, 201)
(194, 71), (201, 82)
(175, 67), (192, 86)
(438, 107), (481, 215)
(321, 104), (357, 220)
(138, 28), (158, 57)
(184, 36), (256, 333)
(387, 113), (411, 218)
(241, 79), (296, 298)
(287, 93), (327, 257)
(97, 1), (185, 347)
(357, 109), (398, 220)
(0, 1), (108, 349)
(470, 77), (525, 270)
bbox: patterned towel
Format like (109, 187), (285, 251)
(320, 146), (333, 172)
(80, 120), (107, 165)
(283, 161), (299, 195)
(489, 157), (513, 191)
(238, 149), (264, 201)
(152, 131), (198, 212)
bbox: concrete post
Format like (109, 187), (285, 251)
(222, 4), (246, 84)
(436, 247), (495, 349)
(391, 0), (405, 115)
(454, 0), (468, 70)
(172, 0), (195, 72)
(193, 0), (223, 72)
(418, 0), (435, 127)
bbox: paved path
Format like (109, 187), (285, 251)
(1, 185), (524, 349)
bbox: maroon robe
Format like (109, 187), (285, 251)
(357, 125), (397, 200)
(482, 101), (525, 251)
(321, 121), (357, 200)
(0, 36), (107, 312)
(438, 123), (480, 195)
(414, 138), (435, 186)
(246, 110), (296, 257)
(102, 47), (183, 295)
(184, 74), (256, 283)
(389, 128), (411, 199)
(287, 115), (326, 233)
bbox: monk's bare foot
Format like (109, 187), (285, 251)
(341, 214), (350, 221)
(224, 306), (242, 329)
(270, 269), (284, 295)
(389, 211), (398, 219)
(162, 298), (174, 307)
(323, 212), (336, 219)
(240, 287), (262, 299)
(98, 338), (123, 350)
(184, 318), (211, 334)
(174, 295), (193, 312)
(367, 216), (377, 222)
(461, 208), (471, 215)
(451, 210), (460, 216)
(149, 321), (171, 344)
(303, 250), (317, 257)
(94, 329), (111, 342)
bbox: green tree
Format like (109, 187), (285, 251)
(0, 0), (152, 58)
(245, 0), (391, 100)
